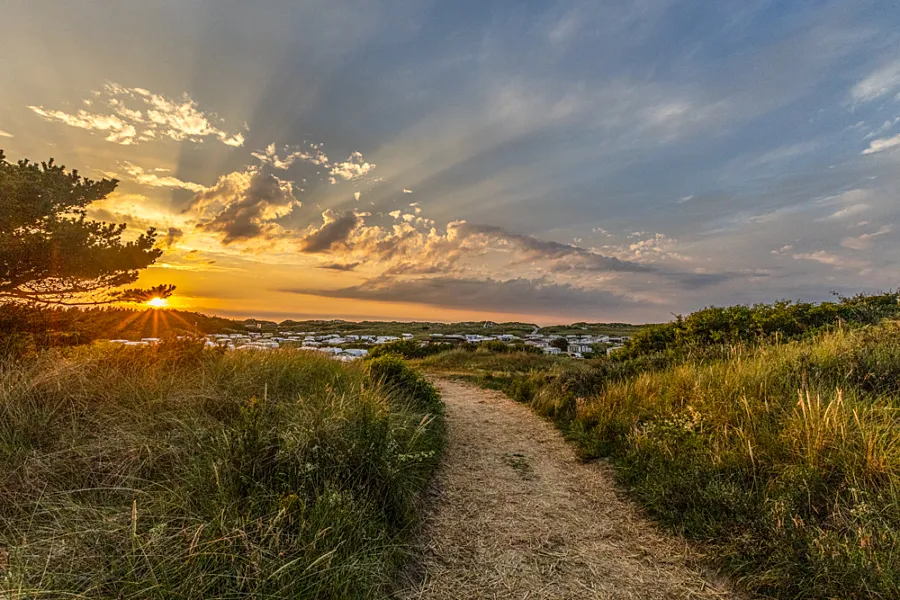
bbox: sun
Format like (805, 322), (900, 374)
(146, 297), (169, 309)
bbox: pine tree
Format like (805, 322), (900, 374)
(0, 150), (173, 305)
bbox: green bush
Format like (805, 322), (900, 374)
(0, 343), (444, 599)
(365, 354), (442, 413)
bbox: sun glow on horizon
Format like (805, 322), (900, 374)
(146, 297), (169, 308)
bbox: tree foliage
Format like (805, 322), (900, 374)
(549, 337), (568, 351)
(0, 150), (168, 305)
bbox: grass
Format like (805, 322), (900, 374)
(417, 347), (566, 374)
(423, 322), (900, 599)
(0, 340), (444, 599)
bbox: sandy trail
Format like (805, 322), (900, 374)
(398, 379), (741, 600)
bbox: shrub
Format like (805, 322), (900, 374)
(477, 340), (513, 353)
(365, 354), (442, 413)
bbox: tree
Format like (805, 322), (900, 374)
(0, 150), (173, 305)
(549, 337), (568, 351)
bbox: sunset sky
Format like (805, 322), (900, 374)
(2, 1), (899, 324)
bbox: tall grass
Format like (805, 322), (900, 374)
(426, 322), (900, 599)
(0, 341), (444, 599)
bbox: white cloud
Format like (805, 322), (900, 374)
(852, 59), (900, 102)
(329, 151), (375, 182)
(862, 133), (900, 155)
(121, 162), (207, 193)
(254, 144), (375, 186)
(792, 250), (867, 270)
(840, 225), (892, 250)
(353, 191), (361, 201)
(28, 83), (245, 147)
(602, 232), (692, 264)
(402, 188), (413, 194)
(825, 203), (869, 220)
(251, 143), (329, 169)
(0, 129), (13, 138)
(29, 106), (137, 144)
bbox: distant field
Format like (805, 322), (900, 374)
(0, 343), (444, 598)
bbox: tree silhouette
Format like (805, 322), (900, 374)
(0, 150), (173, 305)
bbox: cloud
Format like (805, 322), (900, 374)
(603, 232), (693, 264)
(122, 162), (207, 192)
(251, 143), (329, 169)
(29, 106), (137, 144)
(287, 206), (730, 296)
(852, 59), (900, 102)
(282, 275), (646, 315)
(298, 209), (362, 252)
(317, 261), (361, 271)
(353, 191), (361, 201)
(792, 250), (868, 270)
(452, 222), (655, 273)
(841, 226), (893, 250)
(0, 129), (13, 138)
(253, 144), (375, 187)
(29, 83), (244, 146)
(402, 188), (413, 194)
(159, 227), (184, 249)
(329, 151), (375, 183)
(862, 133), (900, 155)
(189, 168), (299, 244)
(825, 203), (869, 220)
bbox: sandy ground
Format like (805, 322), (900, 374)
(397, 379), (743, 600)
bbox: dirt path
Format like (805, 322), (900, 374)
(398, 379), (741, 600)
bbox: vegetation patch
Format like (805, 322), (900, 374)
(502, 453), (536, 481)
(0, 342), (444, 599)
(422, 297), (900, 600)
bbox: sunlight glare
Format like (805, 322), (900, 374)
(146, 297), (169, 309)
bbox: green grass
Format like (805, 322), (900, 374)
(424, 322), (900, 599)
(0, 340), (444, 599)
(417, 347), (566, 373)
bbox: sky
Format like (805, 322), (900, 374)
(2, 1), (899, 325)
